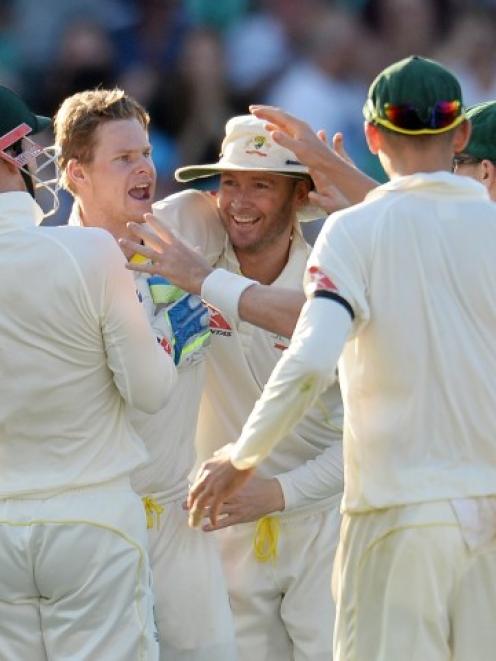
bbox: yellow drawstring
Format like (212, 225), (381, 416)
(142, 496), (165, 530)
(253, 516), (280, 562)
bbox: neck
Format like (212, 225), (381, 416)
(380, 143), (454, 179)
(77, 200), (139, 259)
(235, 234), (292, 285)
(383, 154), (453, 179)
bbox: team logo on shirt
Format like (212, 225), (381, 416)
(306, 265), (338, 294)
(208, 306), (232, 337)
(272, 334), (289, 351)
(157, 335), (173, 356)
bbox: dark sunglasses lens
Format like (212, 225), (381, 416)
(433, 101), (460, 128)
(384, 105), (424, 130)
(385, 101), (461, 130)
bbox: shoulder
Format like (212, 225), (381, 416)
(153, 189), (219, 222)
(39, 225), (124, 273)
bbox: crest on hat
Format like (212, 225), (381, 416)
(245, 134), (270, 157)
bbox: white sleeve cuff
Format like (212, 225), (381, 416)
(274, 474), (292, 511)
(201, 268), (258, 323)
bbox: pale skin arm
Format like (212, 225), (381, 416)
(185, 445), (284, 531)
(203, 475), (284, 531)
(249, 105), (378, 205)
(122, 215), (305, 338)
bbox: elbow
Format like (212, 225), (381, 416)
(291, 346), (336, 388)
(132, 362), (177, 414)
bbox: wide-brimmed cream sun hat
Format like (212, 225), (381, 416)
(174, 115), (325, 222)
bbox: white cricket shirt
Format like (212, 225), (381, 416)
(155, 190), (344, 513)
(69, 203), (203, 502)
(0, 193), (175, 498)
(232, 172), (496, 513)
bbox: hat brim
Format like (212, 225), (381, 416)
(175, 162), (311, 183)
(174, 163), (326, 222)
(33, 114), (51, 134)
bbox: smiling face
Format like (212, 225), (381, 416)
(74, 118), (156, 227)
(217, 171), (308, 257)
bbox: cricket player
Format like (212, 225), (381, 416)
(452, 101), (496, 199)
(182, 56), (496, 660)
(53, 88), (237, 661)
(125, 115), (344, 661)
(0, 86), (175, 660)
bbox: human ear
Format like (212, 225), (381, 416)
(452, 119), (471, 154)
(364, 121), (381, 155)
(66, 158), (87, 191)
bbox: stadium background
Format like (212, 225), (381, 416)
(1, 0), (495, 222)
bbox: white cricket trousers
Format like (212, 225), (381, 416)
(220, 505), (341, 661)
(145, 496), (238, 661)
(0, 477), (158, 661)
(333, 500), (496, 661)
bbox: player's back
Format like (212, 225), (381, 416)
(0, 198), (168, 497)
(319, 172), (496, 511)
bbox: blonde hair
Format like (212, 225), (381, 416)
(54, 88), (149, 192)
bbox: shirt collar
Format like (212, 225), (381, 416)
(0, 191), (44, 231)
(68, 201), (83, 227)
(366, 171), (490, 202)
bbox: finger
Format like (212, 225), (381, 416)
(119, 238), (152, 257)
(308, 190), (348, 214)
(119, 238), (158, 261)
(188, 504), (204, 528)
(249, 105), (300, 133)
(126, 261), (159, 276)
(203, 513), (238, 532)
(214, 501), (242, 514)
(309, 167), (330, 190)
(127, 221), (165, 253)
(209, 494), (224, 527)
(187, 463), (210, 509)
(144, 214), (177, 244)
(332, 132), (354, 165)
(270, 130), (303, 153)
(317, 129), (328, 145)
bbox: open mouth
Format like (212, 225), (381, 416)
(232, 214), (260, 226)
(128, 184), (151, 201)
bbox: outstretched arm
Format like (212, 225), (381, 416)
(122, 217), (306, 339)
(187, 296), (352, 526)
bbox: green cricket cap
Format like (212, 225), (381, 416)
(363, 55), (465, 135)
(464, 101), (496, 162)
(0, 85), (51, 140)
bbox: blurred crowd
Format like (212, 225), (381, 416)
(1, 0), (496, 220)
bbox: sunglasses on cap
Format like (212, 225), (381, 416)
(383, 100), (462, 132)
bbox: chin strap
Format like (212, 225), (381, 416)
(20, 168), (35, 197)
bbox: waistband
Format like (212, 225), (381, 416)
(0, 475), (132, 501)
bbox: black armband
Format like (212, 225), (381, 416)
(312, 290), (355, 321)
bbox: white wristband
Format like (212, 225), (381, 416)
(201, 268), (258, 322)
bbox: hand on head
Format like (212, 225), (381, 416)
(249, 105), (352, 174)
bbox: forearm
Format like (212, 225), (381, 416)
(230, 297), (352, 469)
(238, 285), (305, 337)
(310, 158), (377, 206)
(275, 441), (343, 511)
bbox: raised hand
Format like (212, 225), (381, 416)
(121, 213), (213, 296)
